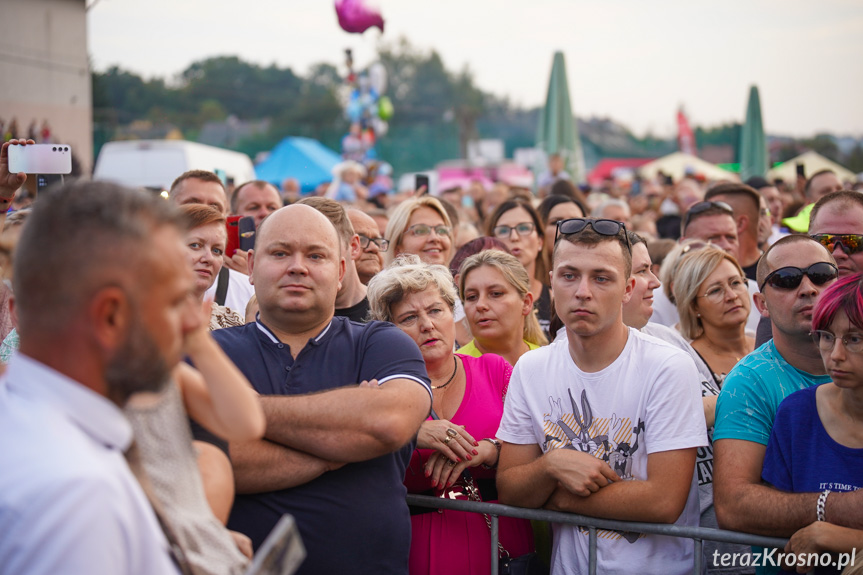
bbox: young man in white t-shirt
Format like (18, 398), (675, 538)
(497, 218), (708, 575)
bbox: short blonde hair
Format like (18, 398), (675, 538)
(367, 254), (457, 324)
(384, 197), (453, 266)
(672, 247), (745, 340)
(458, 249), (548, 347)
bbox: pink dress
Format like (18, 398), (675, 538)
(405, 353), (534, 575)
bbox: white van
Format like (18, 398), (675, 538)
(93, 140), (256, 191)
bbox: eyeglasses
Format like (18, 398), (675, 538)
(493, 222), (536, 239)
(407, 223), (451, 238)
(811, 234), (863, 255)
(555, 218), (632, 252)
(682, 201), (734, 233)
(810, 330), (863, 354)
(758, 262), (838, 292)
(697, 276), (749, 304)
(358, 234), (389, 251)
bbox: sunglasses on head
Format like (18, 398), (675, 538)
(682, 201), (734, 233)
(811, 233), (863, 255)
(758, 261), (838, 292)
(555, 218), (632, 252)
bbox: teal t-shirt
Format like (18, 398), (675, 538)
(713, 339), (830, 575)
(714, 340), (830, 446)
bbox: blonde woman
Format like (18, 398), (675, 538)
(385, 196), (453, 267)
(458, 249), (548, 366)
(672, 247), (755, 386)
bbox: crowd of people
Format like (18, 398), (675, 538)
(0, 136), (862, 575)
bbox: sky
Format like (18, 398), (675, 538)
(87, 0), (863, 139)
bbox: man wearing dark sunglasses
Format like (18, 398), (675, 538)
(808, 190), (863, 278)
(714, 235), (843, 550)
(498, 218), (707, 575)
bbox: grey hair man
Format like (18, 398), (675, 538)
(347, 208), (386, 285)
(0, 180), (200, 574)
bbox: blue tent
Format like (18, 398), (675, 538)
(255, 137), (341, 193)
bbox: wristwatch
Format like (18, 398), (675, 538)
(481, 438), (502, 469)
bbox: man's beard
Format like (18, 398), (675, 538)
(105, 316), (173, 405)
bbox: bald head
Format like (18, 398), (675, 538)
(251, 204), (346, 331)
(257, 204), (341, 256)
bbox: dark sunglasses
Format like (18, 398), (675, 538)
(682, 201), (734, 233)
(758, 262), (838, 292)
(555, 218), (632, 252)
(811, 234), (863, 255)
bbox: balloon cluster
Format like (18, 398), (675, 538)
(341, 49), (393, 163)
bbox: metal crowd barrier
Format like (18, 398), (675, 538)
(406, 494), (790, 575)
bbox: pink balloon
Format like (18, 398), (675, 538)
(335, 0), (385, 34)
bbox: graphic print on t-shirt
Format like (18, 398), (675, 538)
(542, 389), (646, 543)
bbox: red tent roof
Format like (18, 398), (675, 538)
(587, 158), (654, 185)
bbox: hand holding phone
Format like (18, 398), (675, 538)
(226, 216), (256, 258)
(0, 139), (35, 200)
(415, 174), (429, 196)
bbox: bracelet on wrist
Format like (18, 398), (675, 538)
(817, 490), (830, 522)
(480, 438), (502, 469)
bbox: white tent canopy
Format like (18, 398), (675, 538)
(767, 150), (856, 184)
(639, 152), (739, 183)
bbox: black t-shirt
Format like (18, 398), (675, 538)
(213, 317), (431, 575)
(742, 258), (760, 282)
(334, 296), (371, 323)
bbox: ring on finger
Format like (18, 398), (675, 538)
(447, 460), (456, 467)
(443, 435), (452, 445)
(446, 428), (458, 438)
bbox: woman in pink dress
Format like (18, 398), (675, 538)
(368, 255), (534, 575)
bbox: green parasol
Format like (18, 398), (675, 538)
(536, 51), (584, 184)
(739, 85), (767, 181)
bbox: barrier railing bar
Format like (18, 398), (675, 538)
(490, 514), (499, 575)
(588, 526), (597, 575)
(406, 494), (789, 550)
(694, 539), (702, 575)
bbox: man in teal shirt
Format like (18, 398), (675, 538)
(713, 235), (852, 573)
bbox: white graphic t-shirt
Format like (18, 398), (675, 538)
(498, 328), (708, 575)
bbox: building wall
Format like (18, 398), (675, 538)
(0, 0), (92, 173)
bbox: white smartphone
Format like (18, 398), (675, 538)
(8, 144), (72, 174)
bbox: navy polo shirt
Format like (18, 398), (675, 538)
(213, 316), (431, 575)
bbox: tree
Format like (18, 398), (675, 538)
(845, 144), (863, 174)
(801, 134), (840, 162)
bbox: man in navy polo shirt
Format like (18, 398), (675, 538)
(212, 204), (431, 574)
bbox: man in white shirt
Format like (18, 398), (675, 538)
(0, 178), (199, 575)
(497, 217), (707, 575)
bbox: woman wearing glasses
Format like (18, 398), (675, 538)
(385, 197), (453, 267)
(367, 256), (534, 575)
(485, 199), (552, 336)
(673, 247), (755, 386)
(761, 273), (863, 568)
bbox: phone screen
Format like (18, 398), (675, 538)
(415, 174), (429, 194)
